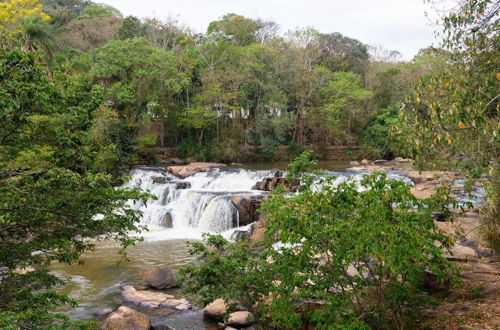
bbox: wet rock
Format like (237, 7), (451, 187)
(372, 159), (388, 165)
(141, 266), (178, 289)
(94, 307), (113, 317)
(175, 182), (191, 189)
(161, 213), (173, 228)
(231, 226), (253, 241)
(121, 285), (191, 311)
(274, 170), (284, 177)
(152, 177), (170, 184)
(350, 161), (360, 166)
(204, 298), (228, 320)
(224, 327), (238, 330)
(102, 306), (150, 330)
(253, 177), (297, 191)
(361, 159), (370, 165)
(167, 162), (226, 178)
(231, 195), (263, 226)
(121, 285), (173, 309)
(226, 311), (255, 327)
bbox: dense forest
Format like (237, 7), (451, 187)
(2, 0), (435, 167)
(0, 0), (498, 328)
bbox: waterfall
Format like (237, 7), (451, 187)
(119, 166), (272, 239)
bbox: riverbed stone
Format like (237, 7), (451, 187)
(204, 298), (228, 320)
(141, 266), (178, 289)
(102, 306), (150, 330)
(121, 285), (191, 311)
(226, 311), (255, 327)
(152, 177), (170, 184)
(94, 307), (113, 317)
(167, 162), (226, 178)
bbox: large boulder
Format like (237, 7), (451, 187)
(231, 195), (264, 226)
(226, 311), (255, 327)
(121, 285), (191, 310)
(102, 306), (150, 330)
(252, 177), (298, 191)
(167, 162), (226, 178)
(204, 298), (228, 320)
(141, 266), (177, 289)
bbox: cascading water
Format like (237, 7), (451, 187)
(120, 166), (485, 241)
(120, 166), (273, 240)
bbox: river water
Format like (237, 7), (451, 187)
(51, 161), (483, 328)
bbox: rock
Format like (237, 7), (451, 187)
(274, 170), (284, 177)
(152, 177), (170, 184)
(94, 307), (113, 317)
(372, 159), (388, 165)
(251, 213), (268, 242)
(253, 177), (298, 191)
(175, 182), (191, 189)
(226, 311), (255, 327)
(231, 226), (253, 241)
(204, 299), (228, 320)
(231, 195), (263, 226)
(361, 159), (370, 165)
(141, 266), (178, 289)
(167, 162), (226, 178)
(121, 285), (173, 309)
(121, 285), (191, 311)
(225, 327), (238, 330)
(161, 213), (173, 228)
(350, 161), (360, 166)
(410, 181), (439, 199)
(102, 306), (150, 330)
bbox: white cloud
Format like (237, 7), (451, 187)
(100, 0), (439, 60)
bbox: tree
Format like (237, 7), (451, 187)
(117, 15), (143, 40)
(399, 0), (499, 248)
(78, 3), (122, 19)
(0, 49), (149, 328)
(180, 153), (457, 329)
(92, 38), (189, 146)
(0, 0), (50, 45)
(207, 13), (261, 46)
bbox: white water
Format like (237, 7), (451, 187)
(120, 166), (483, 242)
(120, 167), (273, 241)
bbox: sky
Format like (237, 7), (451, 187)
(99, 0), (440, 60)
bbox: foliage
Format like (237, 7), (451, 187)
(0, 49), (150, 327)
(181, 159), (458, 329)
(0, 0), (50, 43)
(78, 3), (121, 19)
(362, 106), (413, 159)
(400, 0), (499, 248)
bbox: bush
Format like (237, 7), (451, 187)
(180, 153), (458, 329)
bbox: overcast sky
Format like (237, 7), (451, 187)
(99, 0), (440, 60)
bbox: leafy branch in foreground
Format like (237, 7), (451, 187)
(181, 168), (459, 329)
(0, 49), (151, 328)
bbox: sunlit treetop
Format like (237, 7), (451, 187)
(0, 0), (50, 40)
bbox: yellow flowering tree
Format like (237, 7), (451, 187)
(0, 0), (50, 43)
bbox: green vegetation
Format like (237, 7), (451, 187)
(0, 12), (150, 328)
(399, 0), (499, 249)
(1, 0), (440, 163)
(0, 0), (498, 328)
(180, 153), (459, 328)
